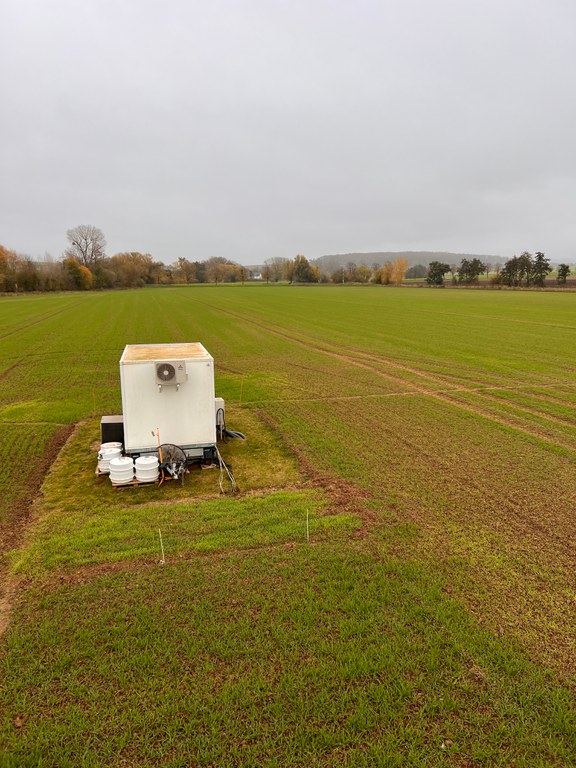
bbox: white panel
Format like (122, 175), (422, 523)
(120, 357), (216, 452)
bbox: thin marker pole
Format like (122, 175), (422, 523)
(159, 529), (165, 564)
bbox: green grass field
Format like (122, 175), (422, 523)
(1, 285), (575, 766)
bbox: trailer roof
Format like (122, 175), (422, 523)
(121, 343), (211, 362)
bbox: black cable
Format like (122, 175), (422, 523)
(223, 428), (246, 440)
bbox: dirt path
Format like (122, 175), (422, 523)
(0, 424), (74, 637)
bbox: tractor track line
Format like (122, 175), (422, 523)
(188, 296), (555, 393)
(0, 300), (85, 342)
(330, 406), (576, 570)
(0, 360), (23, 382)
(188, 297), (576, 453)
(304, 347), (569, 453)
(368, 410), (576, 556)
(512, 389), (576, 409)
(237, 382), (576, 406)
(461, 389), (576, 431)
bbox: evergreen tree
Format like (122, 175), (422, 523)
(427, 261), (451, 286)
(557, 264), (571, 285)
(531, 251), (552, 287)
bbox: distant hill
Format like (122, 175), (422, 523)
(313, 251), (502, 274)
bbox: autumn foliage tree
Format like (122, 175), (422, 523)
(374, 262), (393, 285)
(391, 258), (408, 285)
(172, 257), (197, 284)
(109, 252), (154, 288)
(64, 257), (94, 289)
(205, 256), (237, 284)
(0, 245), (18, 291)
(373, 258), (407, 285)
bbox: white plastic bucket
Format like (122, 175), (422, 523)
(135, 455), (159, 483)
(100, 441), (122, 452)
(97, 447), (122, 474)
(109, 456), (134, 485)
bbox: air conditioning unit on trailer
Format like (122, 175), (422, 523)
(155, 361), (187, 387)
(119, 343), (218, 461)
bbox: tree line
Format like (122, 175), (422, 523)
(260, 256), (411, 284)
(1, 226), (572, 292)
(427, 252), (571, 287)
(0, 225), (413, 291)
(0, 226), (250, 292)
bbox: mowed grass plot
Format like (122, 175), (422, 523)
(1, 285), (576, 766)
(11, 412), (356, 576)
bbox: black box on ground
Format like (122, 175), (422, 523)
(101, 415), (124, 445)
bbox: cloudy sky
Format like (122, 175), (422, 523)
(2, 0), (576, 265)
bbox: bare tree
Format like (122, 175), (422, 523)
(262, 262), (272, 283)
(265, 257), (288, 282)
(173, 257), (197, 284)
(205, 256), (233, 284)
(65, 225), (106, 267)
(284, 258), (295, 284)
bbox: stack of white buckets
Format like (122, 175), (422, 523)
(98, 442), (160, 485)
(134, 455), (160, 483)
(97, 443), (122, 473)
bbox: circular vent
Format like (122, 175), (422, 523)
(157, 363), (176, 382)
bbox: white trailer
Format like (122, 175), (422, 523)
(119, 342), (218, 461)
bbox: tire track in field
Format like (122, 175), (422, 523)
(189, 297), (576, 453)
(529, 390), (576, 408)
(465, 389), (576, 431)
(328, 403), (576, 601)
(353, 402), (576, 677)
(209, 303), (576, 678)
(0, 300), (85, 342)
(187, 297), (479, 390)
(0, 360), (23, 382)
(336, 352), (576, 453)
(189, 295), (552, 394)
(266, 364), (576, 679)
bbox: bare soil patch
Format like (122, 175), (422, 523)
(0, 423), (74, 636)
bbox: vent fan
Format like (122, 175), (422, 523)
(155, 361), (187, 386)
(156, 363), (176, 382)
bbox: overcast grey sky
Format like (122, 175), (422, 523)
(2, 0), (576, 265)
